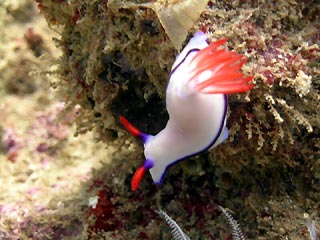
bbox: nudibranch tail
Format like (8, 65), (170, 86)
(188, 39), (253, 94)
(119, 116), (150, 143)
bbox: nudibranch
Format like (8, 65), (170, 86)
(120, 32), (253, 190)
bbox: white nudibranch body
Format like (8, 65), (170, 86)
(120, 32), (253, 190)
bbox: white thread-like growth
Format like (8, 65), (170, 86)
(158, 210), (191, 240)
(219, 206), (245, 240)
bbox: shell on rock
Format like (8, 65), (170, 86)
(151, 0), (208, 50)
(107, 0), (209, 50)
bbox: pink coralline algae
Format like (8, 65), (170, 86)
(29, 103), (70, 141)
(1, 128), (21, 162)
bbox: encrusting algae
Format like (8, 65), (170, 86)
(0, 0), (319, 239)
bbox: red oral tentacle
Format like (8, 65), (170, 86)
(119, 116), (141, 138)
(131, 166), (146, 191)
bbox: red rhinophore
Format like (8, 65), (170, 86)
(119, 116), (141, 138)
(131, 166), (146, 191)
(188, 39), (254, 94)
